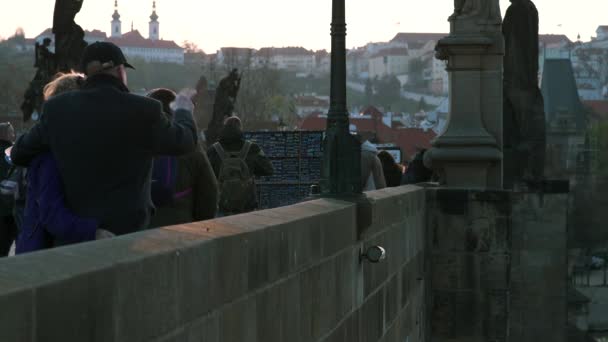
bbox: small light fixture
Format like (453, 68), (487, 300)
(361, 245), (386, 263)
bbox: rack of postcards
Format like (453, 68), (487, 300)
(244, 131), (324, 209)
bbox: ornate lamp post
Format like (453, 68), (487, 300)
(321, 0), (361, 196)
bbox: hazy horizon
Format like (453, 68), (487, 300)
(2, 0), (606, 52)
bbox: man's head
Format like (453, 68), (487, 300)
(223, 116), (242, 132)
(147, 88), (177, 117)
(43, 38), (52, 47)
(80, 42), (134, 85)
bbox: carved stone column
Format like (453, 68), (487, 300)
(424, 1), (504, 189)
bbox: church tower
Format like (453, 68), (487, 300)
(111, 0), (122, 38)
(149, 1), (159, 41)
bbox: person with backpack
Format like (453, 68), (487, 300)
(147, 88), (219, 228)
(207, 116), (273, 215)
(0, 123), (17, 256)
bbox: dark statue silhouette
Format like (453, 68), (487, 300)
(503, 0), (546, 187)
(205, 69), (242, 146)
(21, 0), (88, 122)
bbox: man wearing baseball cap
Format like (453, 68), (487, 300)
(11, 42), (198, 237)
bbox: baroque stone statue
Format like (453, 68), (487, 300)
(21, 38), (57, 122)
(451, 0), (501, 24)
(53, 0), (88, 72)
(205, 69), (242, 146)
(503, 0), (546, 187)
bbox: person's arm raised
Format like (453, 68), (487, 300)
(148, 90), (198, 156)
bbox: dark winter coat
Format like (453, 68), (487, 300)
(401, 150), (433, 185)
(11, 74), (198, 235)
(206, 128), (273, 213)
(15, 153), (98, 254)
(149, 146), (219, 228)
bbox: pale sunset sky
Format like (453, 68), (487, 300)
(2, 0), (606, 53)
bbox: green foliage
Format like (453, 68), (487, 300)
(126, 58), (202, 94)
(0, 41), (35, 116)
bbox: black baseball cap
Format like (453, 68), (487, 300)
(80, 41), (135, 74)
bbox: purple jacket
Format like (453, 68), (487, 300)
(15, 153), (98, 254)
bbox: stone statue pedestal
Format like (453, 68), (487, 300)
(425, 14), (504, 189)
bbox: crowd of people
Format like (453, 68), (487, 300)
(0, 42), (275, 256)
(358, 135), (433, 192)
(0, 41), (433, 257)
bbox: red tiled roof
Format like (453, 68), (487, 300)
(392, 128), (436, 160)
(370, 47), (409, 59)
(390, 32), (447, 44)
(360, 105), (383, 119)
(539, 34), (572, 45)
(298, 110), (436, 159)
(107, 30), (181, 50)
(221, 47), (255, 55)
(257, 47), (313, 57)
(86, 29), (107, 39)
(295, 96), (329, 107)
(584, 100), (608, 121)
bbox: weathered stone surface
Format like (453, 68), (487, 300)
(0, 186), (429, 342)
(0, 288), (33, 342)
(184, 314), (219, 342)
(219, 296), (257, 342)
(363, 231), (390, 298)
(178, 240), (219, 323)
(384, 274), (400, 327)
(360, 287), (385, 342)
(114, 252), (179, 342)
(509, 192), (567, 342)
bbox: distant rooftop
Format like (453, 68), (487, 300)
(107, 30), (181, 50)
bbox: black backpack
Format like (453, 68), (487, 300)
(213, 142), (256, 213)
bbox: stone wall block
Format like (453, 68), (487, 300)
(480, 253), (510, 290)
(431, 253), (480, 291)
(315, 257), (339, 337)
(0, 288), (33, 342)
(360, 187), (425, 238)
(432, 214), (469, 252)
(387, 223), (406, 276)
(216, 234), (250, 306)
(178, 240), (219, 323)
(322, 310), (360, 342)
(114, 252), (179, 342)
(431, 290), (483, 339)
(219, 296), (257, 342)
(384, 274), (400, 328)
(255, 275), (302, 342)
(183, 314), (219, 342)
(483, 290), (509, 341)
(336, 248), (358, 319)
(285, 218), (322, 273)
(360, 287), (385, 342)
(321, 206), (357, 258)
